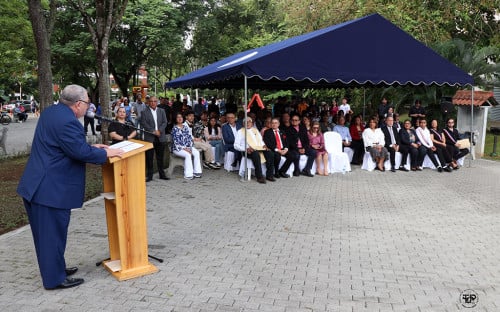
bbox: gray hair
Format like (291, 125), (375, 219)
(59, 84), (88, 106)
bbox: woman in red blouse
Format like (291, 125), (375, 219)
(349, 115), (365, 165)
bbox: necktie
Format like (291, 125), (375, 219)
(389, 127), (396, 145)
(275, 130), (282, 150)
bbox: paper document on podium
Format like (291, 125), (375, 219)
(110, 141), (144, 153)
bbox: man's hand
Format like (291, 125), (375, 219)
(246, 147), (254, 153)
(106, 148), (125, 158)
(154, 130), (161, 137)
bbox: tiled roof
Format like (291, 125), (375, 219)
(452, 90), (498, 106)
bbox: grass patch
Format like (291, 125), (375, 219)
(0, 155), (103, 235)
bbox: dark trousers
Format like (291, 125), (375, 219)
(387, 146), (397, 168)
(24, 199), (71, 289)
(446, 145), (469, 161)
(247, 150), (274, 178)
(271, 151), (295, 175)
(418, 146), (444, 168)
(146, 139), (166, 179)
(84, 116), (96, 135)
(350, 139), (364, 165)
(399, 145), (418, 168)
(290, 147), (316, 174)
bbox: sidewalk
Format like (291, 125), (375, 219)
(1, 159), (499, 311)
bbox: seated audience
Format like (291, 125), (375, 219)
(442, 118), (469, 168)
(381, 115), (401, 172)
(234, 117), (275, 184)
(415, 119), (449, 172)
(286, 114), (316, 177)
(319, 111), (333, 133)
(222, 112), (242, 167)
(399, 119), (421, 171)
(204, 116), (224, 167)
(429, 119), (455, 171)
(263, 118), (293, 179)
(184, 111), (220, 169)
(333, 115), (352, 152)
(362, 118), (388, 171)
(349, 115), (365, 165)
(308, 121), (328, 176)
(171, 113), (202, 180)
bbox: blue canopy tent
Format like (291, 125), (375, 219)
(166, 13), (476, 176)
(165, 13), (473, 90)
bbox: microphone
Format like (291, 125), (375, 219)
(86, 111), (115, 123)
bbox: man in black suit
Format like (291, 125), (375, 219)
(381, 115), (402, 172)
(263, 118), (293, 178)
(140, 96), (169, 181)
(286, 114), (316, 177)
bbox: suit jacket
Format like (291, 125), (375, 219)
(263, 128), (288, 151)
(286, 124), (310, 151)
(222, 123), (241, 152)
(17, 103), (107, 209)
(399, 128), (421, 146)
(381, 125), (401, 149)
(140, 106), (167, 143)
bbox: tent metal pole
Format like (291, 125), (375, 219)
(362, 88), (366, 121)
(242, 76), (249, 181)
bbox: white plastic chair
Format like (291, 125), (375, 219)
(324, 131), (351, 174)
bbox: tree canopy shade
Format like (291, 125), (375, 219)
(165, 13), (474, 90)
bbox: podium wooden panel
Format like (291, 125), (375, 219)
(101, 139), (158, 281)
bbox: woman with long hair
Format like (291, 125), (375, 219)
(171, 112), (202, 179)
(108, 106), (137, 144)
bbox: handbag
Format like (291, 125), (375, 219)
(456, 138), (470, 149)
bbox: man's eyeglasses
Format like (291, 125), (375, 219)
(79, 99), (90, 106)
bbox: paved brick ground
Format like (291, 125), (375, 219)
(1, 157), (499, 311)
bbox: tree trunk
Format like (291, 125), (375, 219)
(27, 0), (56, 112)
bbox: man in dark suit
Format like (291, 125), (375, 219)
(286, 114), (316, 177)
(263, 118), (292, 178)
(221, 112), (242, 167)
(140, 96), (169, 181)
(16, 84), (123, 290)
(381, 115), (401, 172)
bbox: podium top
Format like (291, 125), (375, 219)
(107, 139), (153, 164)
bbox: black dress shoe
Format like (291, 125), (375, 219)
(273, 174), (281, 179)
(399, 166), (409, 172)
(266, 176), (276, 182)
(65, 267), (78, 276)
(301, 170), (314, 177)
(159, 176), (170, 180)
(46, 277), (84, 290)
(390, 167), (396, 172)
(279, 172), (290, 178)
(146, 177), (152, 182)
(256, 177), (267, 184)
(293, 171), (300, 177)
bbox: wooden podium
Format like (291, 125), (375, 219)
(100, 139), (158, 281)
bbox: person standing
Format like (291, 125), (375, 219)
(83, 101), (97, 135)
(409, 100), (426, 128)
(16, 84), (123, 290)
(140, 96), (169, 181)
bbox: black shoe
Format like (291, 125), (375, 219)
(293, 171), (300, 177)
(145, 177), (152, 182)
(280, 172), (290, 178)
(256, 177), (267, 184)
(45, 277), (84, 290)
(399, 166), (409, 172)
(301, 170), (314, 177)
(266, 176), (276, 182)
(203, 162), (211, 169)
(437, 166), (443, 172)
(443, 166), (452, 172)
(65, 267), (78, 276)
(273, 174), (281, 179)
(159, 176), (170, 180)
(390, 166), (396, 172)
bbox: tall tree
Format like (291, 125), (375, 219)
(70, 0), (128, 143)
(27, 0), (57, 111)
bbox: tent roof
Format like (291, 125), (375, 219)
(166, 13), (473, 90)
